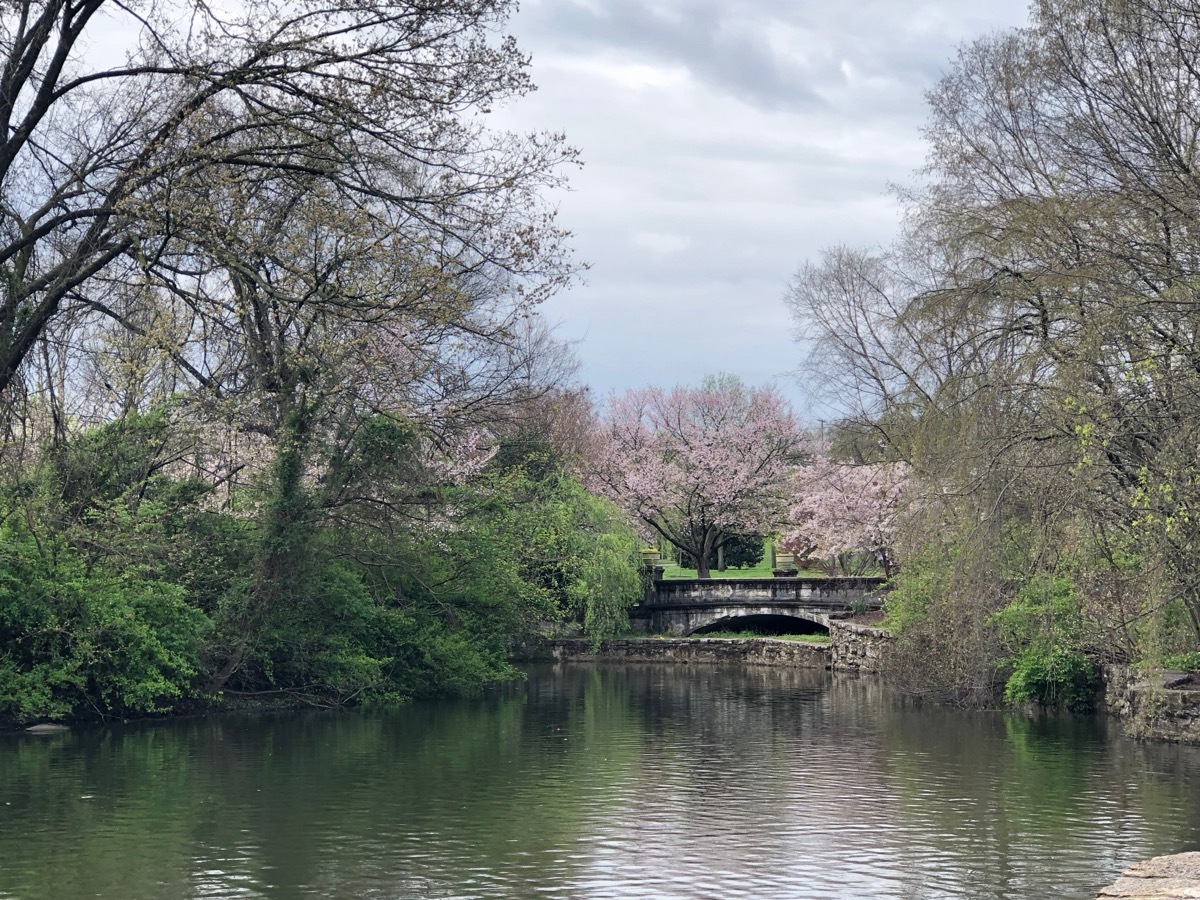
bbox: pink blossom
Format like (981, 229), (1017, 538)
(781, 448), (908, 576)
(586, 377), (803, 577)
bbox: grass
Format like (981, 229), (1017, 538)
(648, 540), (883, 579)
(690, 630), (830, 643)
(658, 562), (831, 579)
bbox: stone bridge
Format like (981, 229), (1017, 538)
(628, 577), (888, 636)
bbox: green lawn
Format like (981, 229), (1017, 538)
(652, 540), (840, 580)
(657, 562), (830, 579)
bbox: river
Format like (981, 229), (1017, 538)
(2, 664), (1200, 899)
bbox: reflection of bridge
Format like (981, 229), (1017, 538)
(628, 577), (888, 636)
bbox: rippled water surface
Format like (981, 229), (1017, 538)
(4, 665), (1200, 898)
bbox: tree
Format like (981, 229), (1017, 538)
(902, 0), (1200, 650)
(151, 166), (577, 691)
(781, 449), (908, 576)
(787, 0), (1200, 700)
(0, 0), (588, 709)
(0, 0), (576, 398)
(587, 376), (803, 578)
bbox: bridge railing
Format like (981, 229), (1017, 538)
(643, 576), (888, 608)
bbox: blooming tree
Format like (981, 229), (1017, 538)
(588, 377), (803, 578)
(781, 450), (909, 576)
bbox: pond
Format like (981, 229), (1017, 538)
(2, 664), (1200, 898)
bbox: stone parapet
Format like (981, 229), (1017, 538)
(647, 576), (887, 607)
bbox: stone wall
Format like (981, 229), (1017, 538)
(829, 621), (893, 674)
(526, 637), (829, 669)
(523, 627), (895, 673)
(1103, 665), (1200, 743)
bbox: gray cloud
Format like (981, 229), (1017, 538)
(518, 0), (1026, 115)
(498, 0), (1031, 407)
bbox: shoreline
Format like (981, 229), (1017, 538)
(520, 636), (832, 669)
(521, 618), (893, 675)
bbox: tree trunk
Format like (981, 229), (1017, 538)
(695, 527), (717, 578)
(208, 402), (313, 693)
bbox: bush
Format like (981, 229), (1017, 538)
(721, 533), (766, 569)
(881, 545), (1006, 705)
(0, 517), (210, 720)
(1164, 652), (1200, 672)
(991, 575), (1100, 710)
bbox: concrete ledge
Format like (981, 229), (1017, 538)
(1098, 852), (1200, 897)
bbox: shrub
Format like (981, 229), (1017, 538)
(991, 575), (1100, 710)
(0, 517), (210, 720)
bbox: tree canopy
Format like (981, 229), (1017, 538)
(587, 376), (803, 578)
(0, 0), (576, 400)
(0, 0), (655, 724)
(788, 0), (1200, 703)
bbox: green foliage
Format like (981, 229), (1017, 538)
(879, 543), (1010, 706)
(0, 411), (647, 721)
(722, 533), (765, 568)
(245, 557), (413, 704)
(562, 490), (644, 643)
(680, 532), (765, 570)
(444, 460), (644, 646)
(0, 515), (210, 721)
(48, 409), (175, 517)
(991, 575), (1100, 710)
(882, 548), (950, 633)
(1163, 652), (1200, 672)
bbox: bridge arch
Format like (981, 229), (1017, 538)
(685, 611), (831, 637)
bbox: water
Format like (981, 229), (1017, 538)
(2, 664), (1200, 899)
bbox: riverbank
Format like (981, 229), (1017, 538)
(1104, 666), (1200, 744)
(0, 691), (348, 734)
(531, 631), (1200, 747)
(525, 636), (830, 668)
(522, 621), (893, 673)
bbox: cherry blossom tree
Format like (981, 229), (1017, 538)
(781, 450), (909, 576)
(588, 376), (803, 578)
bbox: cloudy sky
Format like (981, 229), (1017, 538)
(494, 0), (1032, 413)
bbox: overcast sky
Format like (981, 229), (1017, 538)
(494, 0), (1032, 414)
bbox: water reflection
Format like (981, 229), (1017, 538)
(1, 665), (1199, 898)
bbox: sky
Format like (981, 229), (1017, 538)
(494, 0), (1032, 415)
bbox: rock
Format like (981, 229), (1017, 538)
(1103, 666), (1200, 743)
(1163, 671), (1196, 690)
(1098, 853), (1200, 897)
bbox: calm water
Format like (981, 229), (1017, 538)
(3, 664), (1200, 899)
